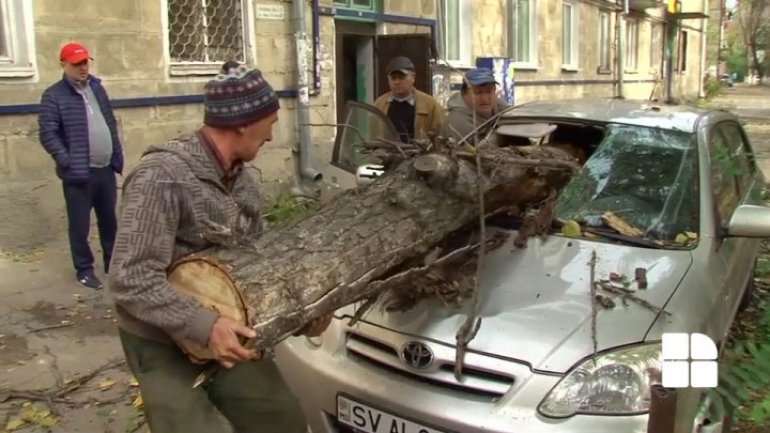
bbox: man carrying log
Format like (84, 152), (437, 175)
(108, 65), (330, 433)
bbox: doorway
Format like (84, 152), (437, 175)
(335, 21), (435, 124)
(336, 22), (377, 124)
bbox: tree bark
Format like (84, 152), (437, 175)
(170, 144), (580, 353)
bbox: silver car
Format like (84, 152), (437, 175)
(275, 99), (770, 433)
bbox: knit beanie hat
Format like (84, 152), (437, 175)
(203, 65), (279, 128)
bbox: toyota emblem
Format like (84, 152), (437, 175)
(400, 341), (434, 369)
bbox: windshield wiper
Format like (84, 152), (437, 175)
(553, 219), (663, 249)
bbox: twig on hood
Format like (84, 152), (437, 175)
(597, 281), (670, 316)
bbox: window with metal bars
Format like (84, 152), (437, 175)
(167, 0), (246, 68)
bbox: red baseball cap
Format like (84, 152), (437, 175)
(59, 43), (92, 64)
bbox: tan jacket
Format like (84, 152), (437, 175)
(374, 89), (445, 141)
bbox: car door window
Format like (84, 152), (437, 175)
(719, 122), (756, 197)
(331, 102), (400, 174)
(708, 127), (740, 229)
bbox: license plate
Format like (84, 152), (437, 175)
(337, 395), (448, 433)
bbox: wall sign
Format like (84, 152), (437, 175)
(256, 4), (286, 20)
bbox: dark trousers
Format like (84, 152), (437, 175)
(62, 167), (118, 275)
(119, 329), (307, 433)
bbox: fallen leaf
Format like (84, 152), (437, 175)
(561, 220), (582, 237)
(38, 416), (57, 428)
(132, 393), (143, 409)
(4, 417), (25, 431)
(99, 379), (116, 391)
(675, 233), (689, 244)
(128, 377), (139, 387)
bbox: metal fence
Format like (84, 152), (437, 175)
(168, 0), (245, 64)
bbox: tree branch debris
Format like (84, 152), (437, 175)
(0, 359), (128, 410)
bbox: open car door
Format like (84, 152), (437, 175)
(325, 101), (399, 189)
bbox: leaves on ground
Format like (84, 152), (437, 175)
(4, 402), (58, 431)
(98, 379), (117, 391)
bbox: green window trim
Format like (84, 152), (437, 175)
(333, 0), (381, 13)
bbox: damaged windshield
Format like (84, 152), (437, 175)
(554, 124), (698, 245)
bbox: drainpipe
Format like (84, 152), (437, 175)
(311, 0), (321, 95)
(698, 0), (707, 98)
(617, 0), (627, 99)
(293, 0), (323, 182)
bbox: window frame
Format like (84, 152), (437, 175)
(625, 18), (639, 72)
(718, 121), (757, 196)
(561, 0), (579, 71)
(438, 0), (473, 67)
(598, 11), (612, 73)
(650, 22), (662, 74)
(0, 0), (36, 79)
(333, 0), (380, 12)
(162, 0), (256, 77)
(508, 0), (538, 69)
(678, 30), (688, 74)
(708, 123), (743, 232)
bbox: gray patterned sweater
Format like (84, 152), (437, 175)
(108, 130), (263, 345)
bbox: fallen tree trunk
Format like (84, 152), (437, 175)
(168, 141), (580, 359)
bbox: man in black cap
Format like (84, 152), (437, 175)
(374, 56), (444, 143)
(442, 67), (509, 143)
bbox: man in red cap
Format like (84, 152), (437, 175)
(38, 42), (124, 290)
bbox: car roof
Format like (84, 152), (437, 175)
(501, 98), (726, 133)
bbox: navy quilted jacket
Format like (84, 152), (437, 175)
(38, 75), (124, 184)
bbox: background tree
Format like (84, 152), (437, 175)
(736, 0), (770, 80)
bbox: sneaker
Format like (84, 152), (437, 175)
(77, 273), (103, 290)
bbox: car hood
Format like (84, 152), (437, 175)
(351, 232), (693, 374)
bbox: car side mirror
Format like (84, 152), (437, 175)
(725, 204), (770, 238)
(355, 164), (385, 186)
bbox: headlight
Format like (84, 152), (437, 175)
(538, 343), (661, 418)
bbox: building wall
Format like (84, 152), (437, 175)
(432, 0), (706, 106)
(0, 0), (348, 250)
(0, 0), (707, 251)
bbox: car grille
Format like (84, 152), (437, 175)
(344, 328), (515, 399)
